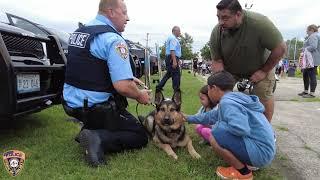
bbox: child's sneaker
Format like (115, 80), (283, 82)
(216, 166), (253, 180)
(247, 165), (260, 171)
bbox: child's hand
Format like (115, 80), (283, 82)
(181, 113), (188, 122)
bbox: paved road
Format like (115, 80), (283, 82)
(273, 77), (320, 180)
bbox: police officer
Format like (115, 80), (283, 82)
(62, 0), (151, 167)
(156, 26), (182, 92)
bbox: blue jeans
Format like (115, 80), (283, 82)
(213, 128), (252, 166)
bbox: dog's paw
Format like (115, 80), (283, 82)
(172, 155), (178, 160)
(169, 153), (178, 160)
(191, 152), (201, 159)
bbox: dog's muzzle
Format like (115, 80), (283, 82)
(163, 117), (173, 126)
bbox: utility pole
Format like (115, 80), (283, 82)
(144, 33), (151, 88)
(293, 37), (298, 63)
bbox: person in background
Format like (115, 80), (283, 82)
(298, 24), (320, 98)
(209, 0), (286, 122)
(156, 26), (182, 92)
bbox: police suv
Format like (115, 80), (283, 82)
(0, 14), (66, 120)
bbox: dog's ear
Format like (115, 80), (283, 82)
(154, 90), (164, 107)
(172, 89), (181, 108)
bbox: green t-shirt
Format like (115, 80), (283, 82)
(209, 11), (283, 77)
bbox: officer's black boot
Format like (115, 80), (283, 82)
(78, 129), (105, 167)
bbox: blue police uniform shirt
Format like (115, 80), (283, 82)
(165, 34), (181, 58)
(63, 14), (133, 108)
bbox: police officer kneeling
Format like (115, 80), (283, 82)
(62, 0), (151, 167)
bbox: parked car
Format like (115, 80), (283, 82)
(0, 18), (66, 120)
(2, 12), (70, 55)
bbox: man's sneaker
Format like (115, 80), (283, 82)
(302, 94), (315, 98)
(298, 91), (308, 96)
(78, 129), (105, 167)
(216, 166), (253, 180)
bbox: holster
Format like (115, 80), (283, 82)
(62, 98), (123, 131)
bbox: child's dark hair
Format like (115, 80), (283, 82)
(199, 85), (216, 108)
(216, 0), (242, 14)
(207, 71), (235, 91)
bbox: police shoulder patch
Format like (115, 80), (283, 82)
(115, 42), (129, 60)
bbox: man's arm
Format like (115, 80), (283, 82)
(250, 16), (287, 82)
(113, 80), (151, 105)
(170, 50), (178, 69)
(250, 42), (286, 83)
(260, 42), (287, 73)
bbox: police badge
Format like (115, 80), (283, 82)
(115, 42), (129, 60)
(3, 150), (25, 177)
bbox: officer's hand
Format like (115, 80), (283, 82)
(250, 69), (267, 83)
(137, 89), (152, 105)
(211, 60), (224, 73)
(133, 77), (148, 89)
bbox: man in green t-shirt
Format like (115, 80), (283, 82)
(210, 0), (286, 122)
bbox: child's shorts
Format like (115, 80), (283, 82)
(213, 128), (252, 166)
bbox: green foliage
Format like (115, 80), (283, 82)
(159, 44), (166, 60)
(286, 38), (304, 60)
(200, 42), (211, 61)
(180, 33), (195, 60)
(0, 71), (284, 179)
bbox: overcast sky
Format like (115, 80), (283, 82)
(0, 0), (319, 52)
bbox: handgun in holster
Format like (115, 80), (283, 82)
(87, 99), (123, 131)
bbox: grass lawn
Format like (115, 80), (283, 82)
(0, 71), (283, 179)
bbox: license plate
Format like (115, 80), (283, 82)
(17, 74), (40, 94)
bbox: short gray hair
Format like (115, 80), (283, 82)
(99, 0), (120, 11)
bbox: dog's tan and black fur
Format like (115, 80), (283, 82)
(139, 90), (200, 160)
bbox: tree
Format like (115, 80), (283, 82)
(286, 38), (304, 61)
(159, 44), (166, 60)
(180, 33), (195, 60)
(200, 42), (211, 61)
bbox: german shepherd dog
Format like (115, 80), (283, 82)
(139, 90), (201, 160)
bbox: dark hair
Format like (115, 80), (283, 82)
(199, 85), (216, 108)
(207, 71), (235, 91)
(216, 0), (242, 14)
(199, 85), (209, 95)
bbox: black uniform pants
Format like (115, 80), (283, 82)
(94, 109), (148, 153)
(62, 100), (148, 153)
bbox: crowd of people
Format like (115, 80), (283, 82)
(61, 0), (318, 179)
